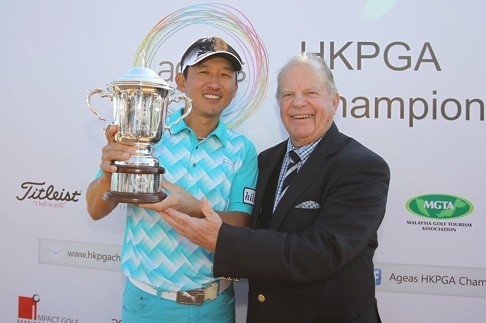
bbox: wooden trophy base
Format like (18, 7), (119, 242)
(103, 190), (167, 203)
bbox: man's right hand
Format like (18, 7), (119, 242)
(99, 125), (136, 175)
(85, 124), (135, 220)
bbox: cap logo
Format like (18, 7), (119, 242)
(196, 38), (229, 58)
(196, 46), (210, 58)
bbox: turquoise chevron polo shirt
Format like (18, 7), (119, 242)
(121, 108), (258, 291)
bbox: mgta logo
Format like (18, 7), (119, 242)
(405, 194), (473, 219)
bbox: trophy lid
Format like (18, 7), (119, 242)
(108, 67), (173, 91)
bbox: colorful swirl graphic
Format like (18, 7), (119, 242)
(133, 3), (269, 129)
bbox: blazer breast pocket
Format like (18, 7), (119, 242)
(286, 203), (321, 231)
(295, 200), (321, 209)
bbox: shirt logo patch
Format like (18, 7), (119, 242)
(243, 188), (255, 205)
(223, 158), (236, 171)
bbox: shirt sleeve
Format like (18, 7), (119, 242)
(227, 137), (258, 214)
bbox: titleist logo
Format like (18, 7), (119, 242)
(16, 181), (81, 202)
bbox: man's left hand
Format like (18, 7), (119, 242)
(161, 198), (222, 252)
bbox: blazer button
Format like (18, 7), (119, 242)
(257, 294), (265, 303)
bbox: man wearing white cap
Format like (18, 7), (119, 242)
(86, 37), (257, 323)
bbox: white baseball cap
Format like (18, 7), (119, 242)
(180, 37), (243, 73)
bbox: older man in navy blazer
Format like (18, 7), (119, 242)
(159, 53), (390, 323)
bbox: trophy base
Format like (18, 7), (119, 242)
(105, 164), (166, 203)
(103, 191), (167, 204)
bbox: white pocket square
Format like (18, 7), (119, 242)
(295, 201), (321, 209)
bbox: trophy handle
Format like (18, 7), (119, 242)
(165, 95), (192, 134)
(86, 88), (112, 122)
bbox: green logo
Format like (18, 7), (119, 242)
(406, 194), (473, 219)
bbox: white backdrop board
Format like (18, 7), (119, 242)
(1, 0), (485, 322)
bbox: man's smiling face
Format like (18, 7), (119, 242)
(277, 62), (339, 147)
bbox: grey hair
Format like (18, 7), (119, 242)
(275, 52), (338, 100)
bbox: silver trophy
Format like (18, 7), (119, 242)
(87, 67), (191, 203)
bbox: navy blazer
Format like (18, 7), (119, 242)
(214, 123), (390, 323)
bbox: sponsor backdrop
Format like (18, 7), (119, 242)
(1, 0), (485, 322)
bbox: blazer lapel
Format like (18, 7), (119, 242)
(251, 142), (287, 227)
(270, 123), (342, 229)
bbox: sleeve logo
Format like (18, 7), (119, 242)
(243, 188), (255, 205)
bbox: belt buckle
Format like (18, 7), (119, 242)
(176, 289), (205, 305)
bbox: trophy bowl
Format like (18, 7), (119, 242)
(87, 67), (191, 203)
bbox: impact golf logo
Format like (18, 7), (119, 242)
(17, 294), (80, 323)
(405, 194), (474, 232)
(18, 294), (40, 321)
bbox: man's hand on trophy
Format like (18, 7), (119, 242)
(99, 125), (136, 174)
(138, 179), (203, 218)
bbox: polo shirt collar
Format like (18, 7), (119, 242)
(168, 108), (228, 145)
